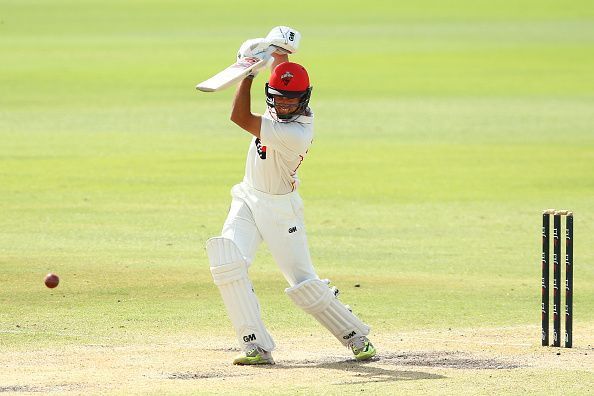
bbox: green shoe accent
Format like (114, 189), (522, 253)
(233, 345), (275, 365)
(350, 337), (377, 361)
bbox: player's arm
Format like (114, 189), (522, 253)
(270, 53), (289, 70)
(230, 77), (261, 138)
(230, 52), (290, 138)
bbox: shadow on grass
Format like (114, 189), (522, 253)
(169, 357), (445, 384)
(271, 357), (446, 384)
(169, 349), (523, 384)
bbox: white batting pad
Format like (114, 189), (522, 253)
(207, 237), (276, 351)
(285, 279), (370, 346)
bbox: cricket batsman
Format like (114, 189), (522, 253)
(206, 26), (376, 365)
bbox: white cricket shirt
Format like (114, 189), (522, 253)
(243, 109), (314, 195)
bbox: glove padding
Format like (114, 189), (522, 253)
(237, 38), (272, 60)
(265, 26), (301, 54)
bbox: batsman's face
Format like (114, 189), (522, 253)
(274, 96), (300, 115)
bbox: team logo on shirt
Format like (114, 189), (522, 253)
(254, 138), (266, 159)
(281, 71), (294, 86)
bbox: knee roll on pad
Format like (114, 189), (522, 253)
(206, 236), (245, 268)
(285, 278), (370, 346)
(206, 237), (275, 351)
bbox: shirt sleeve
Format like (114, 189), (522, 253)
(260, 116), (308, 155)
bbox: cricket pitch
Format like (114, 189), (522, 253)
(2, 325), (593, 395)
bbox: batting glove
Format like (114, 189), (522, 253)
(265, 26), (301, 54)
(237, 38), (271, 60)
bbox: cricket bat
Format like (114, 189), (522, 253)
(196, 48), (274, 92)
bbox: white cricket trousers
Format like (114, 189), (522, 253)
(221, 182), (318, 287)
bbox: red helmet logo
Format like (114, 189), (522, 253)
(280, 71), (294, 86)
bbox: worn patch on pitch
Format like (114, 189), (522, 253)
(0, 384), (77, 393)
(0, 386), (39, 393)
(380, 351), (523, 370)
(203, 346), (241, 352)
(167, 371), (250, 380)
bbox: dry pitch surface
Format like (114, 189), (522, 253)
(2, 325), (593, 395)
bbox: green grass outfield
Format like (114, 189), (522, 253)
(1, 0), (593, 394)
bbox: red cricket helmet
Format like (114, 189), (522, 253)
(265, 62), (312, 120)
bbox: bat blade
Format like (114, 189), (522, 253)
(196, 56), (266, 92)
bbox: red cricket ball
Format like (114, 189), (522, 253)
(44, 273), (60, 289)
